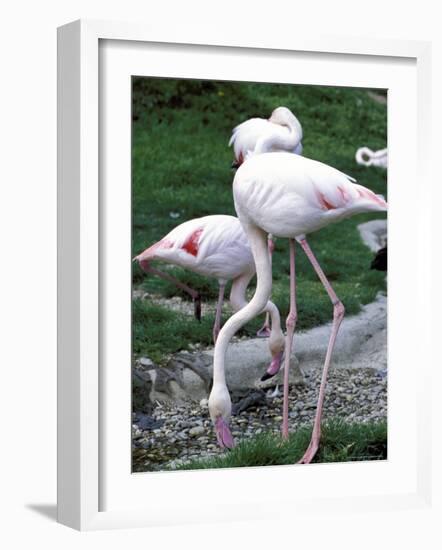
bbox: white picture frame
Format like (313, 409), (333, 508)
(57, 19), (433, 531)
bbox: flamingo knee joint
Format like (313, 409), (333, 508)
(333, 301), (345, 320)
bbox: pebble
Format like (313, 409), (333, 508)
(189, 426), (205, 437)
(132, 366), (388, 473)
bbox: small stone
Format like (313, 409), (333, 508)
(189, 426), (205, 437)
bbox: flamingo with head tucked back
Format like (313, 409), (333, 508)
(208, 152), (387, 463)
(229, 106), (303, 168)
(134, 215), (285, 425)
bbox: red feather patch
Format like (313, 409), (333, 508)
(182, 228), (203, 257)
(318, 192), (336, 211)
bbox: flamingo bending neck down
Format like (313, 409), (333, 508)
(208, 153), (387, 463)
(134, 215), (285, 414)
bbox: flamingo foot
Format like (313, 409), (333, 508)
(256, 325), (271, 338)
(297, 438), (320, 464)
(214, 417), (235, 449)
(194, 295), (202, 322)
(260, 351), (284, 382)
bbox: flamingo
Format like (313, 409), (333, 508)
(355, 147), (388, 169)
(229, 106), (303, 337)
(208, 152), (387, 462)
(134, 215), (285, 403)
(229, 106), (303, 168)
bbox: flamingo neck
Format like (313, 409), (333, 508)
(265, 300), (282, 335)
(213, 225), (272, 386)
(255, 119), (302, 154)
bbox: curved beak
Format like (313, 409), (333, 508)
(215, 417), (235, 449)
(260, 351), (284, 382)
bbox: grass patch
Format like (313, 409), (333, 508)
(171, 419), (387, 471)
(132, 78), (387, 362)
(133, 298), (268, 362)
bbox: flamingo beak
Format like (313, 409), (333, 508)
(260, 351), (284, 382)
(215, 417), (235, 449)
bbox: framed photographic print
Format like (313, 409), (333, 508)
(57, 19), (433, 530)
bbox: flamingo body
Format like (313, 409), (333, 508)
(135, 215), (254, 283)
(135, 215), (286, 421)
(234, 153), (387, 238)
(210, 151), (387, 460)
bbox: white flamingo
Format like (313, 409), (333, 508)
(134, 215), (285, 419)
(229, 106), (303, 167)
(209, 152), (387, 462)
(229, 106), (303, 337)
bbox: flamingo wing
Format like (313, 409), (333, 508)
(229, 118), (272, 164)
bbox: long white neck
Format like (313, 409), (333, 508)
(230, 275), (282, 335)
(254, 118), (302, 155)
(213, 225), (272, 386)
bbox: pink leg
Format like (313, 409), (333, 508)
(212, 283), (226, 344)
(297, 238), (345, 464)
(256, 236), (275, 338)
(139, 260), (201, 320)
(282, 239), (297, 439)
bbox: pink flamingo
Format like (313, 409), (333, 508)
(229, 106), (303, 337)
(229, 106), (303, 168)
(134, 215), (285, 404)
(209, 152), (387, 462)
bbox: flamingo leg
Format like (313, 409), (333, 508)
(297, 238), (345, 464)
(282, 239), (297, 439)
(212, 283), (226, 344)
(256, 236), (275, 338)
(139, 260), (202, 321)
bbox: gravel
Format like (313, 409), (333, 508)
(133, 289), (219, 317)
(132, 366), (387, 472)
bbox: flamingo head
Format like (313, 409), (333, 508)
(269, 106), (300, 129)
(208, 384), (234, 449)
(269, 107), (303, 151)
(214, 417), (235, 449)
(261, 351), (284, 382)
(261, 328), (285, 381)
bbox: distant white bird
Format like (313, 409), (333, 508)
(229, 106), (303, 168)
(209, 153), (387, 462)
(355, 147), (388, 169)
(134, 215), (285, 419)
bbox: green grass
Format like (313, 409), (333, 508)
(132, 78), (387, 362)
(171, 420), (387, 471)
